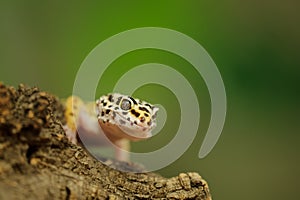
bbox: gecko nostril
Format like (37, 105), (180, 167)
(140, 117), (145, 123)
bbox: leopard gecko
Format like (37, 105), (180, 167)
(63, 93), (159, 161)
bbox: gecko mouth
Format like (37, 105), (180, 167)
(113, 113), (154, 140)
(116, 113), (149, 130)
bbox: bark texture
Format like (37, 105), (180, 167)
(0, 83), (212, 200)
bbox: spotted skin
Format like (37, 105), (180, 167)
(96, 93), (159, 142)
(63, 93), (159, 161)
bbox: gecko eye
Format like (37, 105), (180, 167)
(120, 99), (131, 110)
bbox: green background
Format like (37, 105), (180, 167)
(1, 1), (299, 199)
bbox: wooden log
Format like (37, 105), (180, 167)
(0, 83), (212, 200)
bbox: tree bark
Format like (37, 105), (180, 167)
(0, 83), (212, 200)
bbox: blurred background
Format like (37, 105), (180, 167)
(0, 1), (299, 199)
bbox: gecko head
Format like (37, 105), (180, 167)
(96, 93), (159, 141)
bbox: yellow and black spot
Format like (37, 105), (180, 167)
(138, 106), (150, 114)
(130, 109), (140, 118)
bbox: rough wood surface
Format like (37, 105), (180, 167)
(0, 83), (212, 200)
